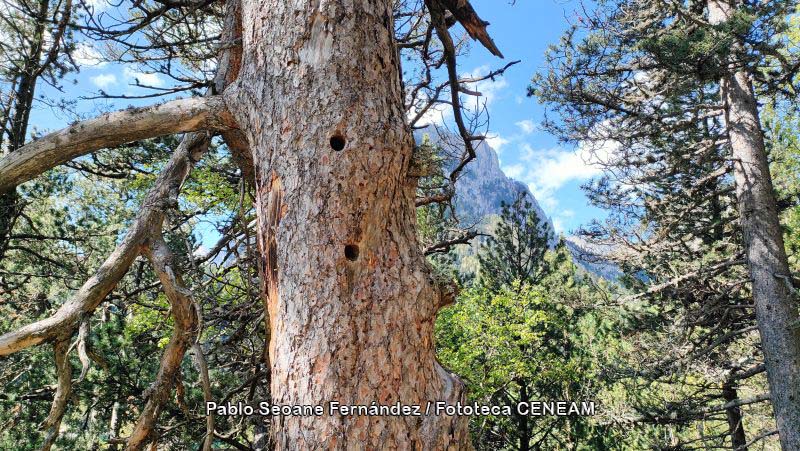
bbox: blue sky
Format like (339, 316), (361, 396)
(454, 0), (608, 234)
(27, 0), (607, 235)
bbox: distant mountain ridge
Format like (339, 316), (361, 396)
(415, 129), (619, 280)
(453, 139), (553, 236)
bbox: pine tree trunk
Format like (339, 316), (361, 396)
(708, 2), (800, 448)
(224, 0), (470, 448)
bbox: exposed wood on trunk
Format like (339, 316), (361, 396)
(224, 0), (471, 447)
(0, 97), (232, 192)
(108, 402), (122, 451)
(708, 2), (800, 448)
(436, 0), (503, 57)
(126, 234), (199, 451)
(0, 133), (209, 356)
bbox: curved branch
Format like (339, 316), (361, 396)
(39, 337), (72, 451)
(126, 234), (199, 451)
(0, 96), (233, 192)
(0, 133), (210, 356)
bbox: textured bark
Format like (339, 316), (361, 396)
(0, 97), (231, 192)
(224, 0), (470, 447)
(708, 1), (800, 448)
(212, 0), (252, 185)
(0, 133), (209, 356)
(127, 234), (199, 451)
(39, 337), (72, 451)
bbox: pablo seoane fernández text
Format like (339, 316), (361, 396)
(206, 400), (597, 418)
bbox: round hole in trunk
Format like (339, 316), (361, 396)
(344, 244), (359, 261)
(330, 134), (346, 151)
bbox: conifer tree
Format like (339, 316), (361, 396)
(531, 0), (800, 447)
(478, 193), (554, 292)
(438, 198), (617, 450)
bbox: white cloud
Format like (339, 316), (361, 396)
(552, 217), (565, 233)
(485, 134), (509, 152)
(408, 102), (451, 127)
(90, 73), (117, 89)
(528, 148), (603, 194)
(74, 43), (107, 67)
(515, 119), (537, 134)
(85, 0), (112, 11)
(511, 137), (618, 211)
(461, 65), (508, 112)
(502, 163), (524, 179)
(124, 67), (164, 87)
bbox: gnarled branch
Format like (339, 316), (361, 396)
(39, 337), (72, 451)
(437, 0), (503, 57)
(125, 234), (199, 451)
(0, 133), (210, 356)
(0, 96), (232, 192)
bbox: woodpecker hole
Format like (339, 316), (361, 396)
(330, 133), (346, 151)
(344, 244), (359, 261)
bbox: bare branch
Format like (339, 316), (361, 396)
(437, 0), (503, 57)
(39, 337), (72, 451)
(424, 230), (482, 255)
(126, 234), (199, 451)
(192, 343), (214, 451)
(0, 133), (210, 356)
(0, 96), (233, 192)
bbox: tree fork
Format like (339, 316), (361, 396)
(709, 1), (800, 448)
(126, 233), (200, 451)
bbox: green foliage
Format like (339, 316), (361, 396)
(437, 195), (622, 449)
(766, 103), (800, 270)
(477, 193), (553, 292)
(0, 136), (265, 449)
(438, 248), (623, 450)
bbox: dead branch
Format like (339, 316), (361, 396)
(436, 0), (503, 57)
(424, 230), (482, 255)
(0, 96), (232, 192)
(0, 133), (210, 356)
(126, 234), (200, 450)
(39, 337), (72, 451)
(74, 319), (92, 382)
(192, 343), (214, 451)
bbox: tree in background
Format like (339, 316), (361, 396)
(437, 196), (620, 450)
(531, 0), (800, 447)
(0, 0), (79, 262)
(477, 194), (554, 292)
